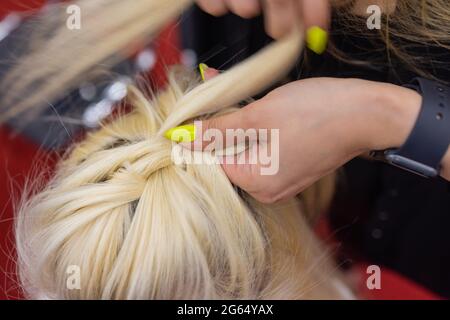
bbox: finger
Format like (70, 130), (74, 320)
(196, 0), (229, 16)
(299, 0), (330, 54)
(221, 144), (281, 203)
(220, 143), (261, 191)
(263, 0), (298, 39)
(204, 67), (220, 80)
(299, 0), (330, 30)
(199, 64), (220, 81)
(225, 0), (261, 18)
(180, 106), (256, 151)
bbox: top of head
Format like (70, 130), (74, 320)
(15, 66), (314, 300)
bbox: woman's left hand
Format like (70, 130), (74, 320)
(184, 77), (423, 203)
(195, 0), (330, 39)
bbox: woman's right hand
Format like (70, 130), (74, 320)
(195, 0), (330, 40)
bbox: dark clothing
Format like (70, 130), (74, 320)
(182, 6), (450, 298)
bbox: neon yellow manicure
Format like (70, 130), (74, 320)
(199, 63), (209, 81)
(306, 26), (328, 55)
(164, 124), (196, 143)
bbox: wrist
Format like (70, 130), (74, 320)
(351, 80), (422, 152)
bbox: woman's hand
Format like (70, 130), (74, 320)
(187, 77), (422, 204)
(195, 0), (330, 40)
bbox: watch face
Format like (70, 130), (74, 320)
(385, 153), (438, 178)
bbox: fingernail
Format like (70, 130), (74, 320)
(164, 124), (196, 143)
(199, 63), (209, 81)
(306, 26), (328, 55)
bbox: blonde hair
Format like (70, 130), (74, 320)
(331, 0), (450, 82)
(16, 69), (351, 300)
(12, 0), (352, 299)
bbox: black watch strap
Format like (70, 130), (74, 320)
(381, 78), (450, 177)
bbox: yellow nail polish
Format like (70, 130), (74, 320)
(306, 26), (328, 55)
(199, 63), (209, 81)
(164, 124), (196, 143)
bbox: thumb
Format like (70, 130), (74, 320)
(186, 107), (255, 151)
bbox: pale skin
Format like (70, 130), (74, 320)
(196, 0), (330, 39)
(193, 0), (450, 204)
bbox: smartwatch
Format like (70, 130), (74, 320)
(372, 78), (450, 178)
